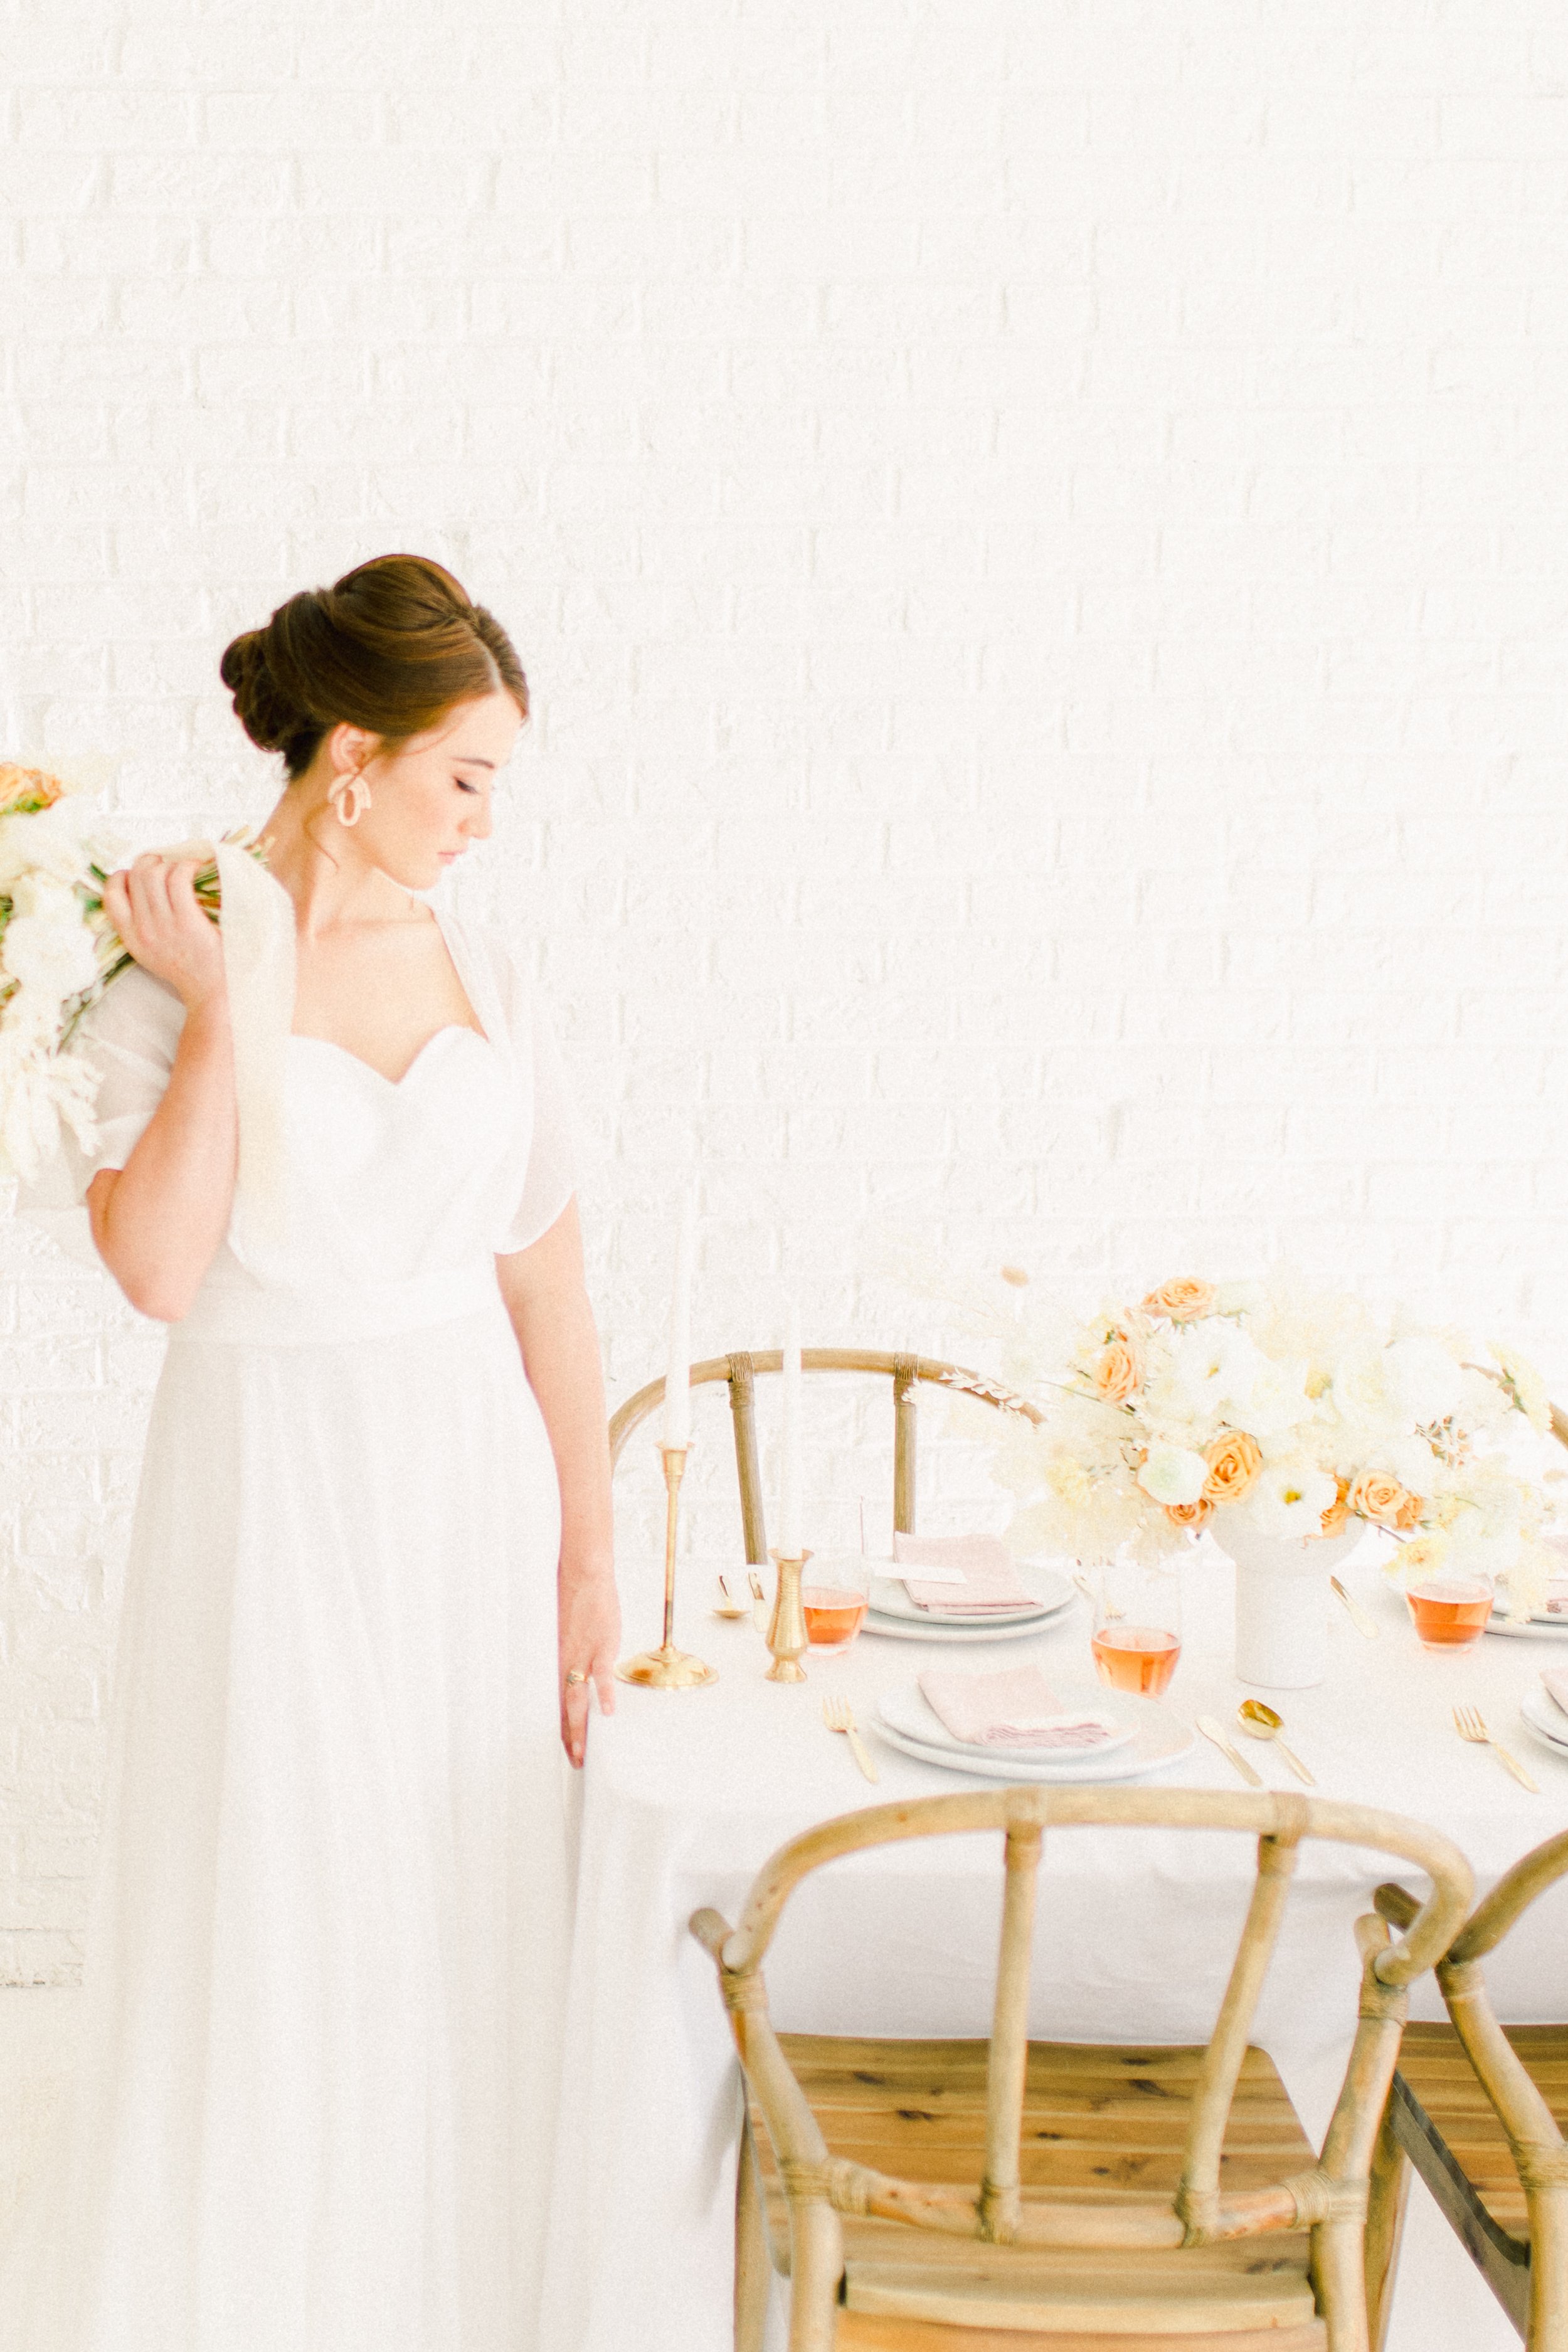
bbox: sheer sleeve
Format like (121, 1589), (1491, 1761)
(473, 935), (576, 1258)
(18, 966), (184, 1213)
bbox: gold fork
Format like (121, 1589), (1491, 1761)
(1453, 1703), (1539, 1794)
(822, 1695), (879, 1784)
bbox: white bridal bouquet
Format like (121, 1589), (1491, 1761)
(940, 1269), (1557, 1618)
(0, 761), (252, 1184)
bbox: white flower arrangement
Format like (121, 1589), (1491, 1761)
(933, 1268), (1558, 1618)
(0, 761), (255, 1185)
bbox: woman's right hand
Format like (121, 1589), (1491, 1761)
(102, 855), (227, 1012)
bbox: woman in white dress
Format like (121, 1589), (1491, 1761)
(0, 554), (618, 2349)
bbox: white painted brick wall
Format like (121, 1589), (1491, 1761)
(1, 0), (1565, 1978)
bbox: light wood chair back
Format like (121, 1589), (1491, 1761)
(1374, 1830), (1568, 2349)
(691, 1785), (1471, 2350)
(608, 1350), (1041, 1562)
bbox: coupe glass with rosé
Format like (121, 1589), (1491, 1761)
(1406, 1576), (1494, 1653)
(802, 1556), (872, 1653)
(1091, 1558), (1182, 1697)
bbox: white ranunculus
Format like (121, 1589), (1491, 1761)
(1235, 1353), (1312, 1438)
(1380, 1336), (1463, 1430)
(1244, 1459), (1338, 1539)
(1136, 1443), (1209, 1507)
(2, 895), (99, 1006)
(0, 798), (98, 889)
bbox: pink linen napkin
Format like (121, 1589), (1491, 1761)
(1542, 1669), (1568, 1725)
(893, 1533), (1034, 1616)
(918, 1663), (1116, 1751)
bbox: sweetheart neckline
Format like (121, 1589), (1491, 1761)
(288, 1025), (491, 1091)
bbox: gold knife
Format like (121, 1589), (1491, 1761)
(1197, 1714), (1263, 1788)
(1330, 1576), (1379, 1639)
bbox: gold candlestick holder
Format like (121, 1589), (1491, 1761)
(616, 1442), (718, 1690)
(765, 1547), (812, 1683)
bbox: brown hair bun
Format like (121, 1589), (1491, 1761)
(220, 554), (527, 778)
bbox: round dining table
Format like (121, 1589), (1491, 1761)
(538, 1544), (1568, 2352)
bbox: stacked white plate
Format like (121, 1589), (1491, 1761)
(1486, 1593), (1568, 1642)
(863, 1562), (1078, 1645)
(873, 1677), (1195, 1783)
(1518, 1680), (1568, 1764)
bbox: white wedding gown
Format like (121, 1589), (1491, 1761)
(0, 894), (577, 2351)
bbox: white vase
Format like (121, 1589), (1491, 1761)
(1212, 1512), (1362, 1690)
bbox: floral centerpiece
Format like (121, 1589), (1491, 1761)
(0, 761), (250, 1184)
(939, 1271), (1557, 1639)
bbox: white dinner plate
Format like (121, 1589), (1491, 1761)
(863, 1609), (1070, 1646)
(878, 1677), (1137, 1763)
(873, 1680), (1192, 1783)
(869, 1571), (1081, 1628)
(867, 1565), (1074, 1629)
(1485, 1609), (1568, 1642)
(1520, 1683), (1568, 1757)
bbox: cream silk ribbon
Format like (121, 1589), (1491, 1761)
(216, 843), (297, 1259)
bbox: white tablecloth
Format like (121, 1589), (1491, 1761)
(539, 1552), (1568, 2352)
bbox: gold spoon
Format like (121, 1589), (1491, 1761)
(1236, 1698), (1315, 1786)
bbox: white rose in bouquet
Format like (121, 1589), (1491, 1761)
(936, 1263), (1559, 1603)
(1135, 1443), (1209, 1508)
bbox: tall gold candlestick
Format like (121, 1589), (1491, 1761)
(615, 1443), (717, 1690)
(765, 1547), (812, 1683)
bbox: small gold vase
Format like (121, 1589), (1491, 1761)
(765, 1548), (812, 1683)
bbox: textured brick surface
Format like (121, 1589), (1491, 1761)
(1, 1), (1565, 1977)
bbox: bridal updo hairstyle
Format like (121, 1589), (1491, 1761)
(220, 554), (527, 778)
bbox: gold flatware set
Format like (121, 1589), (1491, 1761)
(822, 1695), (879, 1783)
(1330, 1576), (1379, 1638)
(1235, 1698), (1315, 1785)
(1195, 1714), (1262, 1787)
(716, 1572), (1548, 1806)
(1453, 1703), (1539, 1794)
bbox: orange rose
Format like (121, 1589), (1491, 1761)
(1141, 1276), (1217, 1323)
(1165, 1497), (1214, 1531)
(1349, 1470), (1422, 1533)
(1202, 1429), (1262, 1505)
(0, 763), (64, 817)
(1319, 1477), (1351, 1536)
(1089, 1333), (1142, 1405)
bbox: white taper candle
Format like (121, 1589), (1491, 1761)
(661, 1192), (696, 1449)
(779, 1295), (803, 1556)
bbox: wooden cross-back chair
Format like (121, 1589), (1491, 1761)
(607, 1351), (1042, 1560)
(691, 1785), (1471, 2352)
(1370, 1831), (1568, 2352)
(1358, 1402), (1568, 2350)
